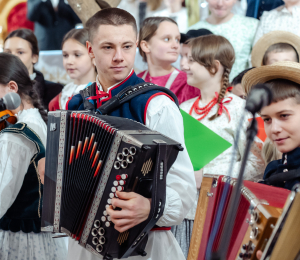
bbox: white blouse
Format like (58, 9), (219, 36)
(61, 82), (87, 110)
(253, 5), (300, 45)
(0, 108), (47, 218)
(67, 75), (196, 260)
(180, 94), (265, 219)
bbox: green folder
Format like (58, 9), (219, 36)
(180, 109), (232, 171)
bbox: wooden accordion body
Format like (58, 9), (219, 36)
(188, 175), (290, 260)
(41, 111), (182, 259)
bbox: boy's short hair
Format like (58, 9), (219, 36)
(86, 8), (137, 43)
(262, 43), (299, 65)
(231, 68), (254, 86)
(266, 78), (300, 104)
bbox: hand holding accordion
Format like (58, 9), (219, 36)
(107, 191), (151, 233)
(41, 111), (183, 259)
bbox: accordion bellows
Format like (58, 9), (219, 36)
(41, 111), (182, 259)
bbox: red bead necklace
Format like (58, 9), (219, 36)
(189, 87), (233, 121)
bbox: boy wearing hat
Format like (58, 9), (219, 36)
(242, 61), (300, 190)
(251, 31), (300, 67)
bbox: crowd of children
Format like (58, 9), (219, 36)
(1, 2), (300, 260)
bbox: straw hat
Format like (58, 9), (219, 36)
(251, 31), (300, 67)
(242, 61), (300, 95)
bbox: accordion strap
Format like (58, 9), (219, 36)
(96, 82), (179, 115)
(265, 168), (300, 185)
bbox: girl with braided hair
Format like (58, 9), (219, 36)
(0, 53), (67, 260)
(176, 35), (265, 257)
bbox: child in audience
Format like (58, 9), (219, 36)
(4, 28), (63, 108)
(251, 31), (300, 68)
(0, 52), (67, 260)
(177, 34), (264, 257)
(231, 68), (254, 99)
(152, 0), (188, 32)
(138, 17), (199, 104)
(242, 61), (300, 190)
(179, 28), (213, 71)
(49, 28), (96, 111)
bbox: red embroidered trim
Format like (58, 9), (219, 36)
(143, 93), (174, 124)
(150, 227), (171, 231)
(96, 70), (134, 107)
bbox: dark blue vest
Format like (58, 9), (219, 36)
(67, 71), (173, 124)
(263, 147), (300, 190)
(0, 123), (45, 233)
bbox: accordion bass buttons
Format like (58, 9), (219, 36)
(129, 146), (136, 155)
(101, 216), (106, 222)
(98, 227), (105, 236)
(111, 187), (117, 192)
(114, 161), (121, 170)
(96, 244), (103, 253)
(105, 222), (111, 227)
(99, 236), (106, 245)
(92, 237), (98, 245)
(92, 228), (98, 236)
(122, 148), (129, 156)
(119, 180), (126, 185)
(94, 220), (101, 228)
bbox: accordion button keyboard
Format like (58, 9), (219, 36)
(121, 174), (128, 179)
(103, 210), (108, 216)
(101, 216), (106, 222)
(105, 222), (111, 227)
(117, 186), (124, 191)
(92, 228), (98, 236)
(109, 193), (115, 198)
(119, 180), (126, 185)
(107, 216), (111, 221)
(116, 175), (121, 181)
(92, 237), (98, 245)
(107, 199), (112, 204)
(94, 220), (101, 228)
(111, 187), (117, 192)
(99, 236), (106, 244)
(96, 244), (103, 253)
(98, 227), (105, 236)
(113, 181), (119, 186)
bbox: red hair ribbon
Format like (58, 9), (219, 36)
(216, 92), (232, 121)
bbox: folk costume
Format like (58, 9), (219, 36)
(177, 93), (265, 257)
(0, 108), (67, 260)
(263, 148), (300, 190)
(66, 69), (197, 260)
(137, 68), (200, 105)
(48, 82), (87, 111)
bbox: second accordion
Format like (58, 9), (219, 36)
(41, 111), (182, 259)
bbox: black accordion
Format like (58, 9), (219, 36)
(41, 111), (182, 259)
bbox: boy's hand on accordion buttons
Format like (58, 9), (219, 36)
(107, 191), (151, 233)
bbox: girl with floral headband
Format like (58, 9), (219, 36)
(177, 34), (265, 257)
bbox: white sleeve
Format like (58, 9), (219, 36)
(252, 12), (267, 46)
(0, 133), (37, 218)
(145, 95), (197, 226)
